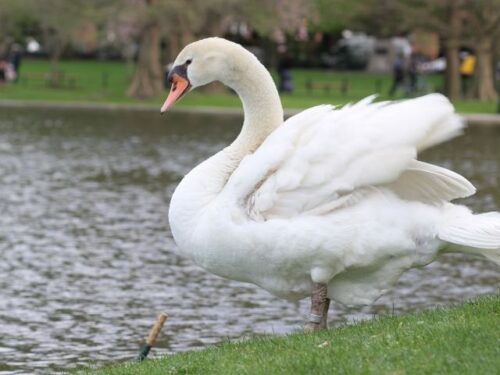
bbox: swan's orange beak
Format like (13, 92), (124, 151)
(161, 73), (190, 113)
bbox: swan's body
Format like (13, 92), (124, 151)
(164, 38), (500, 325)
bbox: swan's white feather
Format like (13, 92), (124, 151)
(440, 208), (500, 250)
(224, 94), (471, 221)
(386, 160), (476, 204)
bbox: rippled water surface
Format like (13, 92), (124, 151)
(0, 107), (499, 374)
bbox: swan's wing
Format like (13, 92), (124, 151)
(385, 160), (475, 204)
(223, 94), (473, 220)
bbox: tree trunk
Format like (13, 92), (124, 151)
(444, 1), (461, 100)
(126, 21), (163, 99)
(48, 37), (67, 87)
(472, 36), (498, 101)
(165, 34), (180, 63)
(445, 42), (460, 99)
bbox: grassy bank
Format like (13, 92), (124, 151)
(0, 59), (497, 114)
(83, 296), (500, 375)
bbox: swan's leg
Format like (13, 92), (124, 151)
(304, 283), (329, 332)
(320, 297), (331, 329)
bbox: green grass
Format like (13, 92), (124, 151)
(82, 296), (500, 375)
(0, 59), (497, 114)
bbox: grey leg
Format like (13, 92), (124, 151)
(320, 297), (331, 329)
(304, 283), (329, 332)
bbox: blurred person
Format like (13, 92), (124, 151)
(5, 61), (16, 82)
(0, 61), (16, 85)
(389, 52), (405, 96)
(7, 44), (22, 82)
(407, 51), (423, 95)
(0, 61), (6, 86)
(277, 45), (293, 93)
(460, 51), (476, 97)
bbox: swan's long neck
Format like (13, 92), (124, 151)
(227, 58), (284, 161)
(169, 48), (283, 237)
(211, 57), (283, 193)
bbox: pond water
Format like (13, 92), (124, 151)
(0, 107), (498, 374)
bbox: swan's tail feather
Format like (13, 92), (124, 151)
(439, 207), (500, 265)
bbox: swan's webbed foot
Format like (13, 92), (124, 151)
(304, 283), (330, 332)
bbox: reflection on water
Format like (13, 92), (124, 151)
(0, 107), (498, 374)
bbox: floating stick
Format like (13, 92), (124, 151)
(136, 312), (168, 362)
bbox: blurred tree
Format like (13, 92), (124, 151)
(240, 0), (317, 68)
(310, 0), (426, 39)
(318, 0), (408, 37)
(9, 0), (111, 84)
(122, 0), (276, 99)
(122, 0), (164, 98)
(400, 0), (464, 100)
(445, 0), (462, 101)
(165, 0), (243, 61)
(0, 0), (27, 57)
(463, 0), (499, 100)
(237, 0), (315, 38)
(26, 1), (84, 66)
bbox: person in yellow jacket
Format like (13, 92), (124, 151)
(460, 52), (476, 97)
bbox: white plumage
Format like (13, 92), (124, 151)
(164, 38), (500, 316)
(229, 95), (474, 222)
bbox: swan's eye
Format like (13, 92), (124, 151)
(186, 59), (192, 65)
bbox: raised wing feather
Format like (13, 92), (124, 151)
(223, 94), (471, 221)
(386, 160), (475, 204)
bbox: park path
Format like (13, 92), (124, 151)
(1, 99), (499, 126)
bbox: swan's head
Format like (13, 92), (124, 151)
(161, 37), (256, 113)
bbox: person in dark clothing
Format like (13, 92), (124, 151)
(460, 52), (476, 98)
(7, 44), (22, 82)
(0, 61), (7, 85)
(389, 53), (405, 96)
(407, 52), (420, 94)
(277, 50), (293, 93)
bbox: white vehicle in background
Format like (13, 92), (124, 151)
(420, 57), (446, 73)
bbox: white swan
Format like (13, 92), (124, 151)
(162, 37), (500, 331)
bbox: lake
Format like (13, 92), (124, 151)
(0, 107), (498, 374)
